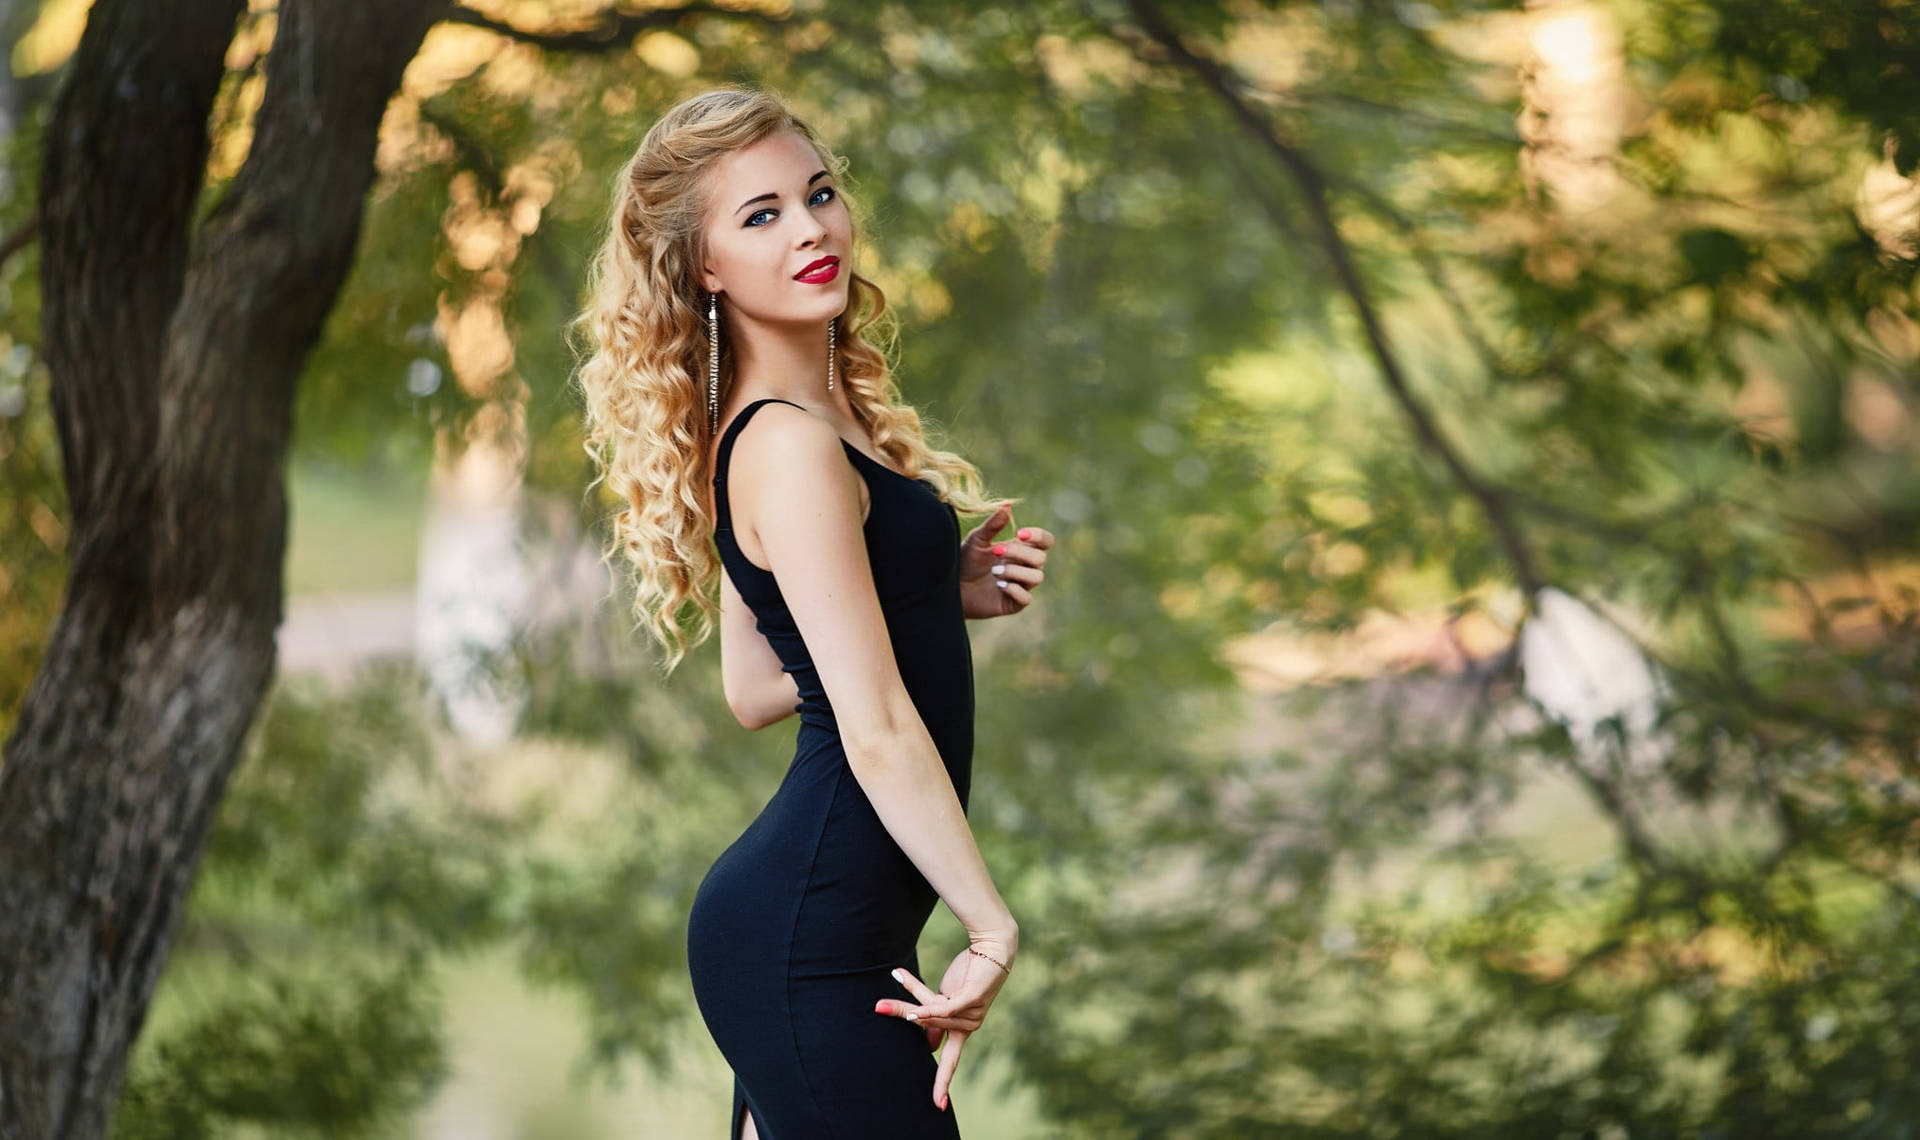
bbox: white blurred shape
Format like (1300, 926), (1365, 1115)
(1519, 587), (1662, 741)
(415, 433), (528, 748)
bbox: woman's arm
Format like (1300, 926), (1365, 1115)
(719, 566), (799, 730)
(731, 405), (1019, 951)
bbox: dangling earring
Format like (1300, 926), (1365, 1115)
(826, 316), (836, 391)
(707, 291), (721, 435)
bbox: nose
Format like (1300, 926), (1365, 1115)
(796, 210), (828, 248)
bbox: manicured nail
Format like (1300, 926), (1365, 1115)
(906, 1013), (919, 1021)
(991, 565), (1005, 576)
(1017, 529), (1031, 540)
(940, 1094), (949, 1111)
(891, 968), (904, 981)
(996, 580), (1009, 589)
(992, 544), (1006, 556)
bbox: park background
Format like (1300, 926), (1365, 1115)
(2, 0), (1918, 1136)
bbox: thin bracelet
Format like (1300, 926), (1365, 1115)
(967, 946), (1011, 975)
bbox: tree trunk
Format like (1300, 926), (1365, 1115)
(0, 1), (445, 1136)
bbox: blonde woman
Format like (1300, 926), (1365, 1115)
(574, 87), (1053, 1138)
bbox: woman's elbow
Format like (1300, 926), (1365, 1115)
(725, 669), (801, 731)
(738, 709), (780, 732)
(727, 691), (790, 732)
(726, 694), (767, 731)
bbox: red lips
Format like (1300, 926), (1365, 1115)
(794, 256), (839, 281)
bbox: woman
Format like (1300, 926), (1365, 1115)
(573, 86), (1053, 1139)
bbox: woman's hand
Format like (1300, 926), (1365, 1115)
(959, 502), (1051, 620)
(874, 940), (1016, 1111)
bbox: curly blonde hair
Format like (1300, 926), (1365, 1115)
(572, 87), (1010, 675)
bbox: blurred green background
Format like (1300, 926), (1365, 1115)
(4, 0), (1919, 1136)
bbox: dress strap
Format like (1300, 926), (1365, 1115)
(713, 397), (806, 531)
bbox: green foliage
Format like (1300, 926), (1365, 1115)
(1695, 0), (1920, 174)
(112, 963), (447, 1140)
(202, 669), (521, 953)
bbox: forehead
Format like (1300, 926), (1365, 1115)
(705, 130), (823, 209)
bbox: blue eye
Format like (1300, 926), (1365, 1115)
(745, 186), (837, 228)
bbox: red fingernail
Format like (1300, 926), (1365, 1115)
(939, 1095), (948, 1111)
(874, 1002), (887, 1014)
(992, 544), (1006, 556)
(1017, 529), (1031, 541)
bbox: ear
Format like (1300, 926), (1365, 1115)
(696, 236), (722, 294)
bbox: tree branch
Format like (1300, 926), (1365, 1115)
(441, 1), (788, 52)
(416, 98), (504, 199)
(413, 97), (581, 325)
(1120, 0), (1547, 598)
(1334, 179), (1531, 384)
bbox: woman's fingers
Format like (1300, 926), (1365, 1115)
(891, 967), (938, 1004)
(905, 1009), (982, 1032)
(873, 952), (1004, 1107)
(876, 957), (994, 1031)
(874, 998), (979, 1031)
(990, 542), (1048, 570)
(991, 563), (1044, 587)
(1015, 526), (1054, 551)
(879, 968), (965, 1028)
(932, 1028), (968, 1110)
(991, 525), (1054, 555)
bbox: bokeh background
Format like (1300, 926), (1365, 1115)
(4, 0), (1919, 1136)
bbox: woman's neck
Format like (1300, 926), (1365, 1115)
(727, 314), (836, 412)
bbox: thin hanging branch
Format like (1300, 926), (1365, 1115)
(1119, 0), (1547, 599)
(441, 2), (789, 52)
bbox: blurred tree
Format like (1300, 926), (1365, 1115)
(0, 1), (444, 1136)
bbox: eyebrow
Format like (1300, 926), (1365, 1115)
(734, 169), (831, 216)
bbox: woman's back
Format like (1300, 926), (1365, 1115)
(690, 395), (975, 1138)
(710, 396), (974, 774)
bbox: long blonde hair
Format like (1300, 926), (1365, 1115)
(572, 87), (1009, 674)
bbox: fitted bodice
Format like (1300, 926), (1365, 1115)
(711, 398), (975, 777)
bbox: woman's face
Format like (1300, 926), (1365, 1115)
(699, 129), (851, 328)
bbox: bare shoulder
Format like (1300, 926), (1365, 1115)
(728, 402), (867, 563)
(729, 402), (858, 509)
(730, 400), (844, 476)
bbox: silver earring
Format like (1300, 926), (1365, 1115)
(707, 291), (720, 435)
(827, 317), (836, 391)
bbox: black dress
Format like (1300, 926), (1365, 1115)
(687, 397), (975, 1138)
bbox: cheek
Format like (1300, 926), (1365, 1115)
(710, 237), (768, 289)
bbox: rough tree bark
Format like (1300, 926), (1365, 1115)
(0, 1), (447, 1136)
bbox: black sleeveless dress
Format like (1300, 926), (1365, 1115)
(687, 397), (975, 1138)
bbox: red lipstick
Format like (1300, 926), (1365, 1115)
(794, 256), (839, 283)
